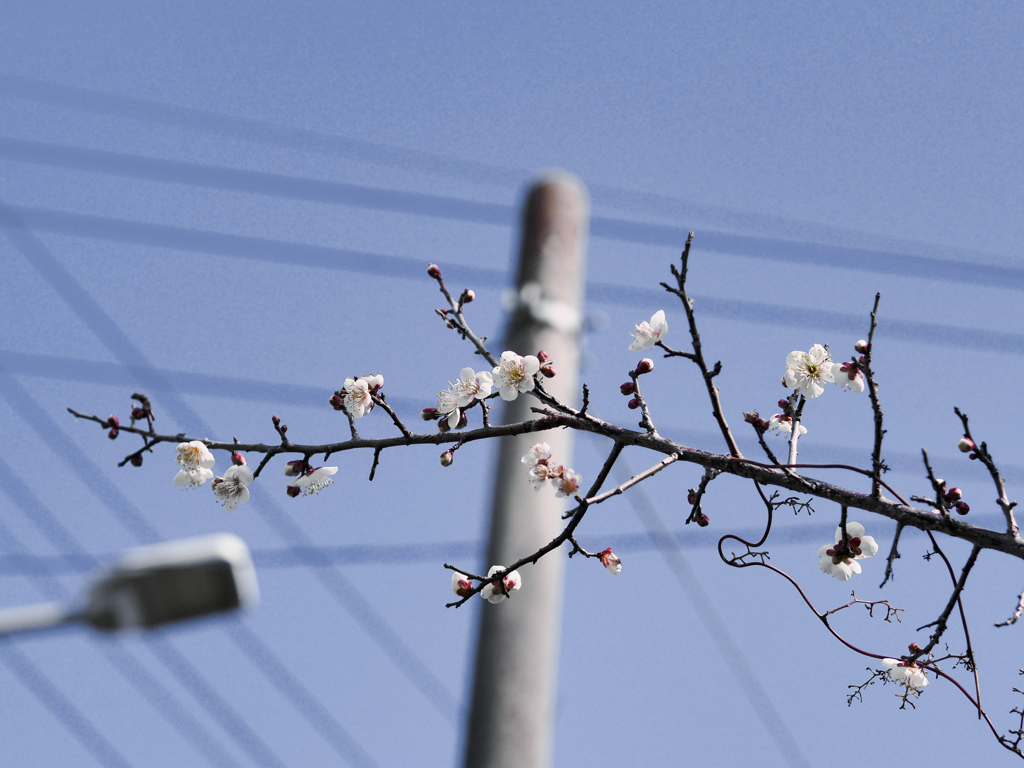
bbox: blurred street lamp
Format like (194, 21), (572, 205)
(0, 533), (259, 637)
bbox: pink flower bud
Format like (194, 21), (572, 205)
(284, 459), (304, 477)
(933, 478), (945, 489)
(969, 452), (978, 460)
(329, 394), (345, 411)
(908, 642), (921, 653)
(456, 412), (468, 429)
(460, 288), (475, 304)
(272, 415), (281, 426)
(130, 407), (147, 420)
(635, 358), (654, 374)
(107, 414), (120, 428)
(231, 451), (247, 466)
(540, 365), (556, 378)
(130, 454), (143, 467)
(858, 355), (866, 365)
(280, 424), (288, 434)
(627, 398), (639, 410)
(438, 418), (451, 433)
(777, 399), (791, 412)
(440, 449), (454, 467)
(537, 350), (550, 363)
(955, 501), (970, 515)
(958, 437), (975, 453)
(427, 264), (442, 279)
(696, 513), (710, 527)
(687, 490), (697, 505)
(620, 382), (635, 396)
(421, 407), (438, 421)
(855, 339), (868, 353)
(107, 427), (119, 439)
(944, 487), (962, 502)
(286, 485), (301, 498)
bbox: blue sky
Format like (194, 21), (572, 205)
(1, 2), (1024, 766)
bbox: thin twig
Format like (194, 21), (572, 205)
(996, 588), (1024, 628)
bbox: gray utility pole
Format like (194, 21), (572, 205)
(463, 173), (589, 768)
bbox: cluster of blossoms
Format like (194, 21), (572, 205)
(284, 460), (338, 497)
(783, 342), (866, 399)
(932, 478), (970, 515)
(432, 366), (494, 429)
(173, 441), (216, 488)
(817, 521), (879, 581)
(521, 443), (583, 498)
(882, 657), (929, 689)
(629, 309), (668, 350)
(330, 374), (384, 419)
(451, 566), (522, 604)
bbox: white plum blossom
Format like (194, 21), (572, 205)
(882, 658), (929, 689)
(288, 466), (338, 496)
(211, 464), (254, 511)
(599, 547), (622, 576)
(817, 521), (879, 581)
(783, 344), (834, 398)
(833, 361), (866, 393)
(629, 309), (668, 351)
(437, 367), (494, 428)
(521, 443), (551, 466)
(173, 441), (215, 488)
(553, 468), (582, 498)
(528, 464), (551, 491)
(343, 377), (373, 418)
(768, 414), (807, 437)
(451, 571), (473, 598)
(493, 351), (540, 401)
(481, 565), (522, 604)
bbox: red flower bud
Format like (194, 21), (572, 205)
(280, 424), (288, 434)
(107, 427), (119, 440)
(955, 501), (970, 515)
(620, 382), (635, 396)
(687, 491), (697, 505)
(456, 412), (468, 430)
(460, 288), (475, 304)
(540, 365), (556, 378)
(634, 358), (654, 374)
(130, 407), (147, 421)
(696, 513), (710, 528)
(777, 399), (790, 411)
(286, 485), (301, 498)
(272, 415), (281, 426)
(329, 394), (345, 411)
(537, 350), (550, 363)
(231, 451), (247, 466)
(958, 437), (976, 453)
(855, 340), (868, 353)
(130, 454), (143, 467)
(440, 449), (454, 467)
(427, 264), (442, 279)
(627, 398), (639, 410)
(969, 452), (978, 460)
(908, 642), (921, 653)
(107, 414), (120, 428)
(438, 418), (451, 433)
(421, 407), (438, 421)
(944, 487), (962, 502)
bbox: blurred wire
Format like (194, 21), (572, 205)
(609, 450), (812, 768)
(0, 641), (135, 768)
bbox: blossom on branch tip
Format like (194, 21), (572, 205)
(288, 466), (338, 496)
(882, 658), (929, 689)
(599, 548), (622, 576)
(211, 464), (254, 512)
(767, 414), (807, 436)
(833, 361), (865, 393)
(173, 441), (215, 488)
(629, 310), (668, 351)
(783, 345), (834, 398)
(451, 571), (473, 597)
(482, 565), (521, 603)
(817, 521), (878, 581)
(493, 351), (540, 401)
